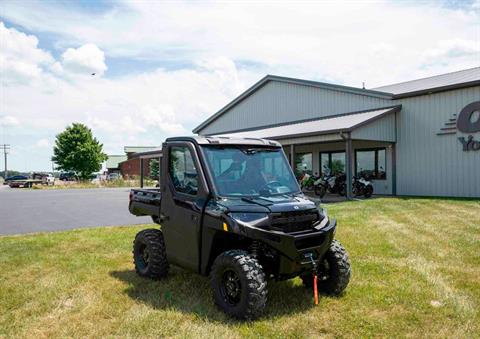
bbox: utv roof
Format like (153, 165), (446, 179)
(165, 136), (282, 147)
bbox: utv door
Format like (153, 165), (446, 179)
(159, 142), (209, 272)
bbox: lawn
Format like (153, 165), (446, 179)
(0, 198), (478, 338)
(31, 178), (157, 190)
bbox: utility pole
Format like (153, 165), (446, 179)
(1, 144), (10, 179)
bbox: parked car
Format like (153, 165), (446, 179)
(128, 136), (351, 320)
(107, 172), (122, 181)
(59, 172), (77, 181)
(4, 175), (29, 184)
(91, 173), (108, 184)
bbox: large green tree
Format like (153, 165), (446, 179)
(52, 123), (107, 179)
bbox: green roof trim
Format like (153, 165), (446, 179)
(106, 155), (128, 169)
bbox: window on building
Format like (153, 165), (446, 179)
(169, 146), (198, 195)
(355, 148), (386, 180)
(319, 151), (345, 175)
(294, 153), (312, 176)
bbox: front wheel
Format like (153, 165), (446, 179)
(314, 184), (327, 198)
(301, 240), (351, 295)
(133, 229), (169, 279)
(211, 250), (267, 320)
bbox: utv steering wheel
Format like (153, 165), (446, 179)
(259, 181), (283, 193)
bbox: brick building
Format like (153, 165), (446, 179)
(108, 146), (161, 179)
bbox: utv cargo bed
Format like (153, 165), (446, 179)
(129, 188), (161, 217)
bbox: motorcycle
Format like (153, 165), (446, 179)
(299, 172), (320, 192)
(314, 167), (346, 197)
(352, 175), (374, 198)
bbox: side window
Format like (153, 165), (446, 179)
(169, 146), (198, 195)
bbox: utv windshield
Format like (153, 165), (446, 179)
(202, 146), (300, 197)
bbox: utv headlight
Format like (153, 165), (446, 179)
(315, 207), (329, 230)
(229, 212), (269, 228)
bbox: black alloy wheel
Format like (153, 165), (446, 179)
(211, 250), (267, 320)
(221, 269), (242, 306)
(133, 229), (169, 279)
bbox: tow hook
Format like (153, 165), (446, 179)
(305, 253), (319, 305)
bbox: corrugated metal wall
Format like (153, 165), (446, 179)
(199, 81), (392, 135)
(351, 113), (396, 142)
(395, 86), (480, 197)
(198, 79), (480, 197)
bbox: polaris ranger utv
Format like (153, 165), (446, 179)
(129, 136), (351, 319)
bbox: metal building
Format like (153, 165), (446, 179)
(193, 67), (480, 198)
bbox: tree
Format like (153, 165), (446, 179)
(149, 159), (159, 179)
(330, 159), (345, 175)
(52, 123), (107, 179)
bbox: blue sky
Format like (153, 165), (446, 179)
(0, 0), (479, 171)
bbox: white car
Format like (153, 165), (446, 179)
(91, 173), (107, 184)
(107, 173), (122, 181)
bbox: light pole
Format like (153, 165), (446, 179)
(1, 144), (9, 179)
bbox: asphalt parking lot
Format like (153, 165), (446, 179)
(0, 186), (151, 235)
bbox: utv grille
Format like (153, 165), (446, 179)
(270, 209), (320, 233)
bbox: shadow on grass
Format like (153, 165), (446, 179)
(110, 268), (316, 322)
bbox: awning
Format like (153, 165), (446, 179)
(213, 105), (401, 143)
(130, 148), (162, 159)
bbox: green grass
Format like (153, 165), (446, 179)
(32, 178), (157, 190)
(0, 198), (479, 338)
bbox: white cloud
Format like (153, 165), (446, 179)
(0, 21), (54, 84)
(60, 43), (107, 76)
(2, 1), (479, 86)
(424, 39), (480, 59)
(0, 1), (479, 170)
(35, 138), (50, 148)
(0, 116), (20, 127)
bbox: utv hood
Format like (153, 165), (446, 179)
(215, 194), (317, 214)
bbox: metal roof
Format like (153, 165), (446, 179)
(212, 106), (401, 140)
(193, 68), (479, 134)
(106, 155), (128, 169)
(124, 146), (161, 153)
(192, 75), (393, 133)
(372, 67), (480, 96)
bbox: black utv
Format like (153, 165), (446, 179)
(129, 136), (351, 320)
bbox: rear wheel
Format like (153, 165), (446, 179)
(364, 185), (373, 198)
(301, 240), (351, 295)
(211, 250), (267, 320)
(133, 229), (169, 279)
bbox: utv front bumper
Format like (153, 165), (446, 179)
(244, 218), (336, 280)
